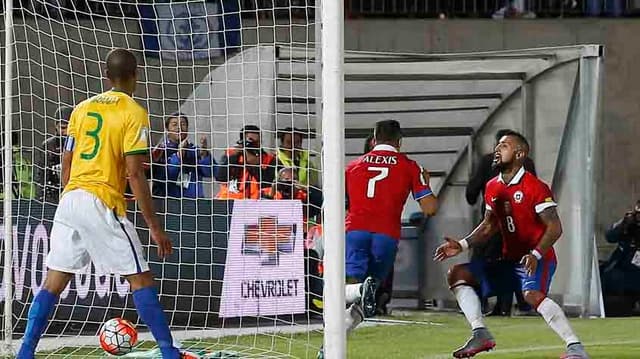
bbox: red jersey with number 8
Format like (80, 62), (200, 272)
(345, 144), (433, 239)
(484, 167), (558, 261)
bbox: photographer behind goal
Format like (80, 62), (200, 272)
(601, 200), (640, 303)
(215, 125), (277, 199)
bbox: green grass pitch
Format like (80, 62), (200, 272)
(38, 312), (640, 358)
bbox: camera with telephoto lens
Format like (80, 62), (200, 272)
(236, 138), (260, 156)
(623, 210), (640, 247)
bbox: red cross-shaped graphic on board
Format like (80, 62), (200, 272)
(243, 217), (295, 264)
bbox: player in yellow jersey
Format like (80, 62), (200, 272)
(18, 49), (184, 359)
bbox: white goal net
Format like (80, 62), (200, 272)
(1, 0), (329, 357)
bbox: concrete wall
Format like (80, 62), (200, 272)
(343, 19), (640, 245)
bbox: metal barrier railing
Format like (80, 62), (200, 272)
(3, 0), (637, 19)
(345, 0), (635, 18)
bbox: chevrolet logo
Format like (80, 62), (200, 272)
(242, 216), (296, 265)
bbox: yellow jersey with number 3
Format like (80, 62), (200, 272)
(63, 90), (149, 216)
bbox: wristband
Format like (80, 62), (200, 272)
(459, 239), (470, 251)
(531, 249), (543, 260)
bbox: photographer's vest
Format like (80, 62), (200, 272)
(277, 150), (311, 186)
(216, 149), (275, 200)
(260, 186), (307, 202)
(0, 147), (36, 200)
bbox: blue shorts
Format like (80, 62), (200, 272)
(464, 256), (557, 298)
(345, 231), (398, 282)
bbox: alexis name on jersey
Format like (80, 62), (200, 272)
(361, 154), (398, 165)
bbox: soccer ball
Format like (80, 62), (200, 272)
(99, 318), (138, 355)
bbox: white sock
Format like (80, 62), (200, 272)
(345, 304), (364, 334)
(536, 297), (580, 345)
(453, 285), (485, 330)
(345, 283), (362, 304)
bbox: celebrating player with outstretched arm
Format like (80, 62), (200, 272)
(434, 131), (588, 359)
(17, 49), (188, 359)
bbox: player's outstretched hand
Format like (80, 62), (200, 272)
(520, 253), (538, 276)
(150, 227), (173, 259)
(434, 237), (462, 261)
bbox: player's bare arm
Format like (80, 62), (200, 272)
(419, 195), (438, 217)
(61, 150), (73, 187)
(522, 206), (563, 275)
(125, 153), (173, 259)
(434, 209), (498, 261)
(536, 206), (563, 251)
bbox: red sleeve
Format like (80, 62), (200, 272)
(484, 181), (497, 212)
(345, 159), (356, 184)
(532, 180), (557, 214)
(410, 161), (433, 201)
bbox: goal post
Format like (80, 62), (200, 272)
(3, 0), (15, 353)
(319, 0), (347, 357)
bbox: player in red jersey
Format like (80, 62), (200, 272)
(434, 131), (588, 359)
(344, 120), (438, 318)
(317, 120), (438, 359)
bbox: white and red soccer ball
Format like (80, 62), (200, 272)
(99, 318), (138, 355)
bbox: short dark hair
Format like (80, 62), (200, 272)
(165, 112), (188, 129)
(364, 133), (375, 153)
(55, 105), (73, 124)
(105, 48), (137, 81)
(277, 127), (304, 141)
(501, 129), (530, 152)
(240, 125), (260, 140)
(495, 128), (513, 143)
(374, 120), (402, 143)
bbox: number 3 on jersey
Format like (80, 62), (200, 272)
(367, 166), (389, 198)
(80, 112), (103, 160)
(505, 215), (516, 233)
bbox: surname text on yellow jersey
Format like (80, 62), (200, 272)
(91, 94), (120, 105)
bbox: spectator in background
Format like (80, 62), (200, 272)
(215, 125), (277, 199)
(278, 127), (318, 187)
(276, 127), (319, 188)
(151, 112), (215, 198)
(466, 128), (537, 316)
(261, 167), (306, 200)
(492, 0), (536, 18)
(35, 105), (72, 203)
(600, 200), (640, 304)
(262, 167), (323, 221)
(587, 0), (623, 17)
(0, 132), (36, 200)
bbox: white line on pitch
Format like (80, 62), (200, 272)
(428, 339), (640, 359)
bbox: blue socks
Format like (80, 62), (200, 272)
(18, 287), (178, 359)
(132, 286), (180, 359)
(17, 289), (58, 359)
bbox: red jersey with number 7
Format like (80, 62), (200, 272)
(345, 144), (433, 239)
(484, 166), (558, 261)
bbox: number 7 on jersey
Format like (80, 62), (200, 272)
(367, 166), (389, 198)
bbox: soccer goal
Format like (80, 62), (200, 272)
(1, 0), (347, 357)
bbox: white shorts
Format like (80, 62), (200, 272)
(46, 189), (150, 275)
